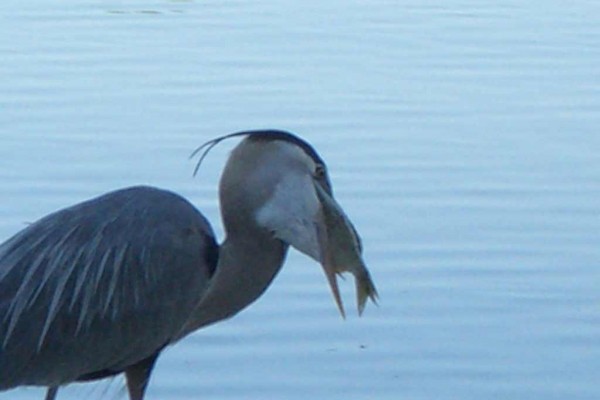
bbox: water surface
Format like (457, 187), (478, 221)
(1, 1), (599, 399)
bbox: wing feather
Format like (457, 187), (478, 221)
(0, 186), (217, 389)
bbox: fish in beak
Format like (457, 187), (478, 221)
(314, 184), (378, 318)
(255, 170), (379, 317)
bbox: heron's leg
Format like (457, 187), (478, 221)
(125, 352), (160, 400)
(44, 387), (58, 400)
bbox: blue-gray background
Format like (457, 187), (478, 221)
(1, 1), (599, 399)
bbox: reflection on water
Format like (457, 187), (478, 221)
(1, 0), (599, 399)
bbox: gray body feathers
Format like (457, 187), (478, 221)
(0, 186), (217, 389)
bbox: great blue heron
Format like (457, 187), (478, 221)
(0, 130), (377, 400)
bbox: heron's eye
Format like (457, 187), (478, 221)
(314, 165), (326, 179)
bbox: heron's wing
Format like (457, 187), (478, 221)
(0, 186), (218, 388)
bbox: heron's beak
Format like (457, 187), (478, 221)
(314, 184), (378, 318)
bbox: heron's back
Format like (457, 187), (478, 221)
(0, 186), (218, 389)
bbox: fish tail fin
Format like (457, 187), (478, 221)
(356, 269), (379, 316)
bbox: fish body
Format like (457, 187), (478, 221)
(315, 185), (378, 317)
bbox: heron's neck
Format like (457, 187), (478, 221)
(181, 229), (288, 335)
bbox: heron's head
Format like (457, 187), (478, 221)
(203, 130), (377, 317)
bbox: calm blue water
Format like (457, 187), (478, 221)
(1, 1), (599, 399)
